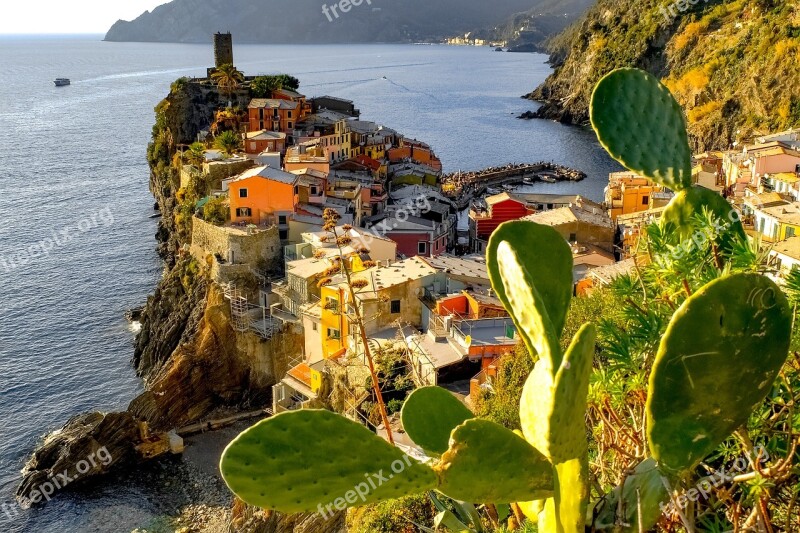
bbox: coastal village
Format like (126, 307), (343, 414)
(181, 34), (800, 445)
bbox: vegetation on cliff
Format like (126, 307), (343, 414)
(530, 0), (800, 150)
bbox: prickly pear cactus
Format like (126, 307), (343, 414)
(589, 458), (669, 531)
(401, 386), (474, 455)
(520, 324), (596, 532)
(436, 419), (554, 503)
(661, 185), (746, 249)
(486, 220), (596, 532)
(647, 273), (792, 473)
(590, 68), (692, 190)
(220, 410), (436, 512)
(487, 221), (573, 371)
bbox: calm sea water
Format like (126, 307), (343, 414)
(0, 35), (620, 532)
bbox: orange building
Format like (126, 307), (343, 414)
(388, 140), (443, 172)
(605, 171), (665, 221)
(272, 88), (312, 117)
(248, 98), (300, 139)
(225, 166), (298, 232)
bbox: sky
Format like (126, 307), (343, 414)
(0, 0), (169, 34)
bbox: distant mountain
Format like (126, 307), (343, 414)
(105, 0), (549, 44)
(462, 0), (595, 52)
(527, 0), (800, 150)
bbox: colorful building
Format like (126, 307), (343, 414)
(224, 166), (298, 235)
(248, 98), (300, 140)
(604, 172), (666, 221)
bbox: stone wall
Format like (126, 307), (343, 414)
(190, 216), (282, 273)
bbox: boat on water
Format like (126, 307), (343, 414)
(54, 78), (70, 87)
(540, 175), (558, 183)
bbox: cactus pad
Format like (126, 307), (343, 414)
(436, 419), (554, 503)
(401, 386), (474, 455)
(661, 186), (746, 246)
(589, 458), (669, 531)
(220, 410), (436, 512)
(488, 221), (573, 369)
(590, 68), (692, 190)
(647, 274), (792, 473)
(520, 324), (596, 531)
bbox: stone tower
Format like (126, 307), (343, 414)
(214, 32), (234, 68)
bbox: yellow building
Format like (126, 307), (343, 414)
(317, 257), (438, 360)
(605, 172), (665, 221)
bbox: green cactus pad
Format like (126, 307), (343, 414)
(661, 186), (746, 246)
(541, 457), (589, 533)
(520, 324), (595, 531)
(436, 419), (554, 503)
(487, 221), (573, 369)
(220, 410), (436, 513)
(520, 323), (596, 461)
(401, 386), (474, 455)
(647, 274), (792, 473)
(590, 68), (692, 190)
(589, 458), (669, 531)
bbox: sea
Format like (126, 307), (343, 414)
(0, 35), (621, 532)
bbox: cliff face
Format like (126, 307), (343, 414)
(105, 0), (538, 44)
(18, 79), (296, 515)
(529, 0), (800, 151)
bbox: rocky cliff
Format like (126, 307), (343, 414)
(527, 0), (800, 151)
(16, 79), (305, 533)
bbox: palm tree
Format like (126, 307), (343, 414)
(186, 142), (206, 168)
(211, 64), (244, 106)
(214, 130), (242, 158)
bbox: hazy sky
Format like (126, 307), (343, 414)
(1, 1), (169, 34)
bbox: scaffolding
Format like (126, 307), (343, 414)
(222, 283), (279, 340)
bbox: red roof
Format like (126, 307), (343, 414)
(288, 363), (313, 387)
(354, 154), (382, 171)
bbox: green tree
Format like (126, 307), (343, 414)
(186, 142), (206, 168)
(250, 74), (301, 97)
(213, 130), (241, 157)
(211, 64), (244, 102)
(203, 196), (229, 225)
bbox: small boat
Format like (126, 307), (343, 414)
(523, 177), (534, 185)
(540, 176), (557, 183)
(54, 78), (71, 87)
(495, 47), (504, 52)
(381, 76), (388, 80)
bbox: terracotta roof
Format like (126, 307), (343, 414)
(287, 363), (313, 388)
(248, 98), (299, 110)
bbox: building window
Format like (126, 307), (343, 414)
(288, 111), (293, 119)
(288, 122), (293, 129)
(327, 328), (341, 340)
(239, 188), (248, 198)
(325, 296), (340, 313)
(418, 241), (428, 254)
(787, 227), (796, 238)
(390, 300), (401, 314)
(236, 207), (252, 217)
(312, 322), (318, 331)
(278, 215), (288, 225)
(569, 233), (577, 242)
(279, 229), (288, 240)
(642, 195), (649, 205)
